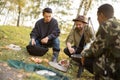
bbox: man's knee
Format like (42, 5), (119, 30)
(64, 48), (68, 54)
(64, 48), (72, 57)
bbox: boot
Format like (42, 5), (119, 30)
(51, 51), (59, 62)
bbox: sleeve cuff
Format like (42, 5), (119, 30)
(48, 35), (52, 40)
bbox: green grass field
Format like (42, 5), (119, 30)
(0, 25), (93, 80)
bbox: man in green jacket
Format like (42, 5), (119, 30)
(64, 15), (95, 77)
(81, 4), (120, 80)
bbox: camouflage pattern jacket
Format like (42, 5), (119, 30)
(82, 17), (120, 80)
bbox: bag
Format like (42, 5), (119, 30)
(26, 45), (48, 56)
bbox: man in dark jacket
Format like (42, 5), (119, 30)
(29, 7), (60, 62)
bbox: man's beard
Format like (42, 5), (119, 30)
(78, 27), (83, 31)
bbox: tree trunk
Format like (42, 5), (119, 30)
(76, 0), (85, 17)
(83, 0), (93, 16)
(76, 0), (93, 17)
(0, 2), (6, 14)
(17, 6), (21, 27)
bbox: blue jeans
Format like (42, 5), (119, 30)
(30, 38), (60, 52)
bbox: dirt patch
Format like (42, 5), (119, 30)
(0, 62), (25, 80)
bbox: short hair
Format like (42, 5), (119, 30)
(43, 7), (52, 14)
(97, 4), (114, 18)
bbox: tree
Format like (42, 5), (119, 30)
(0, 0), (119, 27)
(2, 0), (26, 26)
(0, 0), (6, 15)
(45, 0), (74, 32)
(12, 0), (26, 26)
(26, 0), (41, 19)
(76, 0), (93, 17)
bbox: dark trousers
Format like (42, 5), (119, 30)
(64, 47), (94, 74)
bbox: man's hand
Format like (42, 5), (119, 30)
(41, 37), (49, 44)
(31, 38), (36, 46)
(66, 42), (75, 54)
(68, 47), (75, 54)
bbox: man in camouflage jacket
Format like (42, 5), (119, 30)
(81, 4), (120, 80)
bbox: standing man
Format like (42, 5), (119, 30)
(81, 4), (120, 80)
(64, 15), (95, 77)
(30, 7), (60, 62)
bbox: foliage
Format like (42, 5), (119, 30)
(0, 0), (6, 14)
(24, 0), (41, 19)
(0, 0), (120, 27)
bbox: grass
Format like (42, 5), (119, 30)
(0, 25), (94, 80)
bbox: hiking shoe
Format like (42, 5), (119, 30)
(49, 59), (69, 72)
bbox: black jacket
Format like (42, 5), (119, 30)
(30, 18), (60, 40)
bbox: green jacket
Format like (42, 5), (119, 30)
(82, 17), (120, 80)
(66, 26), (94, 47)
